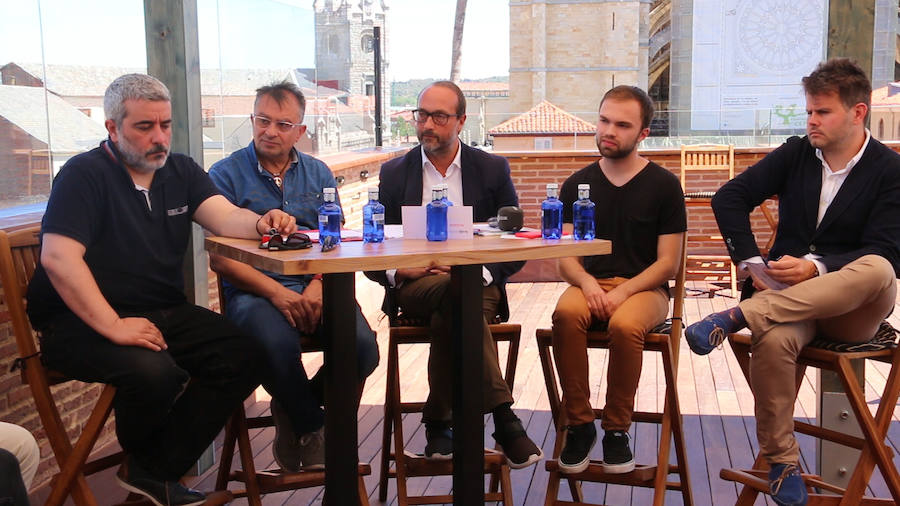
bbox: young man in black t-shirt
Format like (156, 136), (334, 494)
(551, 86), (686, 474)
(26, 74), (296, 506)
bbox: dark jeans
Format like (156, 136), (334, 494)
(39, 303), (263, 481)
(0, 449), (28, 506)
(226, 285), (379, 434)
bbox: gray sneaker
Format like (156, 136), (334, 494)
(298, 426), (325, 470)
(270, 399), (302, 472)
(297, 426), (325, 471)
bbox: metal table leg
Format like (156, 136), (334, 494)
(450, 264), (485, 505)
(322, 272), (359, 504)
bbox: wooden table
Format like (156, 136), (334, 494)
(206, 235), (610, 505)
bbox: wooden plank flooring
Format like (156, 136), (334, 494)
(30, 277), (900, 505)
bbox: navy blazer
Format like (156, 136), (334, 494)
(367, 143), (524, 320)
(712, 135), (900, 294)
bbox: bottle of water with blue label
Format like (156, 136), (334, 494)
(541, 183), (563, 239)
(363, 187), (385, 243)
(426, 186), (448, 241)
(317, 187), (342, 244)
(439, 183), (454, 206)
(573, 183), (595, 240)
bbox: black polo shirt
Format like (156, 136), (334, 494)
(560, 160), (687, 280)
(26, 140), (220, 328)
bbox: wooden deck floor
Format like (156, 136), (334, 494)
(31, 278), (900, 505)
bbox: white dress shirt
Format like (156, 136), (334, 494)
(387, 142), (494, 287)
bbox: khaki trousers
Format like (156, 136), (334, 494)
(551, 277), (669, 430)
(740, 254), (897, 464)
(395, 274), (513, 423)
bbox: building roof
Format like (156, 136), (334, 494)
(11, 63), (345, 98)
(489, 100), (595, 135)
(0, 85), (107, 151)
(458, 81), (509, 96)
(872, 83), (900, 106)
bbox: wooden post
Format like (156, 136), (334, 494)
(143, 0), (208, 308)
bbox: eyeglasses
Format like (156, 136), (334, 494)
(251, 114), (302, 133)
(412, 109), (460, 126)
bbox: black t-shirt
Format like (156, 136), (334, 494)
(26, 140), (220, 328)
(560, 160), (686, 279)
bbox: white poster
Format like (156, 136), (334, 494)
(691, 0), (828, 131)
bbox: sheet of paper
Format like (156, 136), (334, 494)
(401, 206), (474, 239)
(739, 261), (789, 290)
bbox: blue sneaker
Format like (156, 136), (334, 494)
(768, 463), (808, 506)
(685, 308), (744, 355)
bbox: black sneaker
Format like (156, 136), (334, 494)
(492, 416), (544, 469)
(424, 421), (453, 460)
(116, 456), (205, 506)
(559, 422), (596, 474)
(270, 399), (303, 472)
(601, 430), (635, 474)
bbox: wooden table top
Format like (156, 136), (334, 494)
(205, 235), (611, 275)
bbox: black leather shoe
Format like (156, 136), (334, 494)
(424, 421), (453, 460)
(116, 456), (205, 506)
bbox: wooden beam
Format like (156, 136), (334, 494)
(143, 0), (208, 307)
(828, 0), (876, 79)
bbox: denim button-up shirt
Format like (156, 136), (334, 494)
(209, 141), (339, 290)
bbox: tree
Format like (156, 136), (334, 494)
(449, 0), (467, 82)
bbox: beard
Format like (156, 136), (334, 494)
(596, 133), (639, 159)
(117, 135), (169, 173)
(417, 128), (454, 157)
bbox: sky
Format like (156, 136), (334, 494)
(0, 0), (510, 81)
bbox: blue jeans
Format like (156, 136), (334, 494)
(225, 279), (379, 434)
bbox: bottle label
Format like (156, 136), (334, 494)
(373, 213), (385, 223)
(318, 215), (327, 224)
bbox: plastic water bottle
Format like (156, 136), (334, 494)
(317, 187), (342, 244)
(573, 184), (595, 241)
(541, 183), (563, 239)
(439, 183), (454, 206)
(363, 187), (385, 243)
(426, 187), (448, 241)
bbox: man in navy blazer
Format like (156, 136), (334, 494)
(686, 58), (900, 506)
(369, 81), (541, 469)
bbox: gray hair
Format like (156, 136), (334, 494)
(103, 74), (171, 125)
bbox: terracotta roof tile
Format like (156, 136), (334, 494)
(489, 100), (595, 135)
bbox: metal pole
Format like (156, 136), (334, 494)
(374, 26), (383, 147)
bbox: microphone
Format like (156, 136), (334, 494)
(489, 206), (524, 232)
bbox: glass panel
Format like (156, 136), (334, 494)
(0, 0), (146, 210)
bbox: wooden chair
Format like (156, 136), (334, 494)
(212, 275), (371, 506)
(680, 144), (737, 296)
(1, 226), (122, 506)
(377, 315), (521, 505)
(721, 323), (900, 505)
(536, 237), (692, 506)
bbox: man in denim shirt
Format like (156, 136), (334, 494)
(209, 81), (379, 471)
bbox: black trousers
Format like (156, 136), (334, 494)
(0, 449), (28, 506)
(39, 303), (263, 480)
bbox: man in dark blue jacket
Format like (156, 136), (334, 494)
(369, 81), (541, 469)
(686, 59), (900, 506)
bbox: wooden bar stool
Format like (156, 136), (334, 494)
(2, 227), (232, 506)
(536, 242), (692, 506)
(721, 323), (900, 505)
(377, 315), (520, 505)
(2, 226), (122, 506)
(212, 276), (371, 505)
(681, 144), (737, 296)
